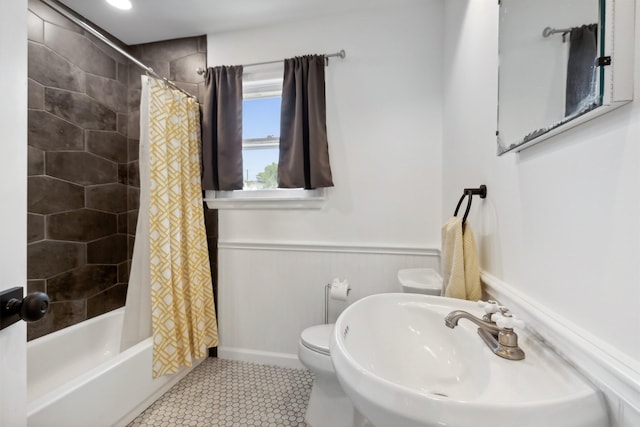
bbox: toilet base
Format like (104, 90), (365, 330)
(305, 376), (354, 427)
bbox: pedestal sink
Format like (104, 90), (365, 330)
(329, 293), (608, 427)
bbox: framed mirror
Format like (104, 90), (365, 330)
(497, 0), (635, 155)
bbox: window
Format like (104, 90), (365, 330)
(203, 76), (325, 209)
(242, 79), (281, 190)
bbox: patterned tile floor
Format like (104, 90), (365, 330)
(128, 358), (313, 427)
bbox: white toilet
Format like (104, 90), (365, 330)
(397, 268), (443, 295)
(298, 269), (442, 427)
(298, 323), (355, 427)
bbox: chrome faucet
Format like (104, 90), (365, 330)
(445, 310), (501, 332)
(444, 305), (525, 361)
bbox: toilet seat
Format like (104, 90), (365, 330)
(300, 324), (333, 356)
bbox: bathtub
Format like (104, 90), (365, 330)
(27, 308), (201, 427)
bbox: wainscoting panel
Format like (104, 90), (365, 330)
(217, 241), (439, 368)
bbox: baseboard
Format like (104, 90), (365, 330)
(113, 358), (204, 427)
(218, 346), (305, 370)
(482, 272), (640, 413)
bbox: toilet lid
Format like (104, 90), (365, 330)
(300, 324), (333, 356)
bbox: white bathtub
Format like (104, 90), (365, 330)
(27, 308), (201, 427)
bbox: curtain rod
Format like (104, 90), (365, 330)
(542, 26), (572, 37)
(40, 0), (197, 100)
(195, 50), (346, 76)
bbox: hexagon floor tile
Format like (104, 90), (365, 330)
(127, 358), (313, 427)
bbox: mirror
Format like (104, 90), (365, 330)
(497, 0), (635, 155)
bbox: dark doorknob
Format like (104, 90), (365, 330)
(6, 292), (49, 322)
(0, 287), (50, 330)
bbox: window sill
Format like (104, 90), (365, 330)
(204, 188), (326, 210)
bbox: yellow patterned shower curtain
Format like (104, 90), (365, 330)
(146, 77), (218, 378)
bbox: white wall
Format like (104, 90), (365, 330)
(207, 0), (444, 364)
(444, 0), (640, 425)
(208, 1), (443, 248)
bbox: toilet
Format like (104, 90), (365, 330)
(298, 269), (442, 427)
(298, 323), (355, 427)
(397, 268), (443, 295)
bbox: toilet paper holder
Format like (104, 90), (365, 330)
(325, 281), (351, 324)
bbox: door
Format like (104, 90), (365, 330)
(0, 0), (28, 426)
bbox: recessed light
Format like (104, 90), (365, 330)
(106, 0), (132, 10)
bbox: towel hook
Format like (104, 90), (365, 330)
(453, 185), (487, 226)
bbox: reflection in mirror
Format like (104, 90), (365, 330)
(554, 23), (600, 117)
(498, 0), (603, 153)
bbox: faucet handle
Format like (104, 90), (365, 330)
(492, 312), (525, 329)
(498, 305), (510, 314)
(478, 300), (501, 322)
(477, 300), (500, 314)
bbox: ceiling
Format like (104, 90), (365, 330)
(57, 0), (407, 45)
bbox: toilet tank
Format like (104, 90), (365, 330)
(397, 268), (443, 295)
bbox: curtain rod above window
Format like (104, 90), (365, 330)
(195, 50), (346, 76)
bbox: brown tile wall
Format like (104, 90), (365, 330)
(27, 0), (130, 340)
(26, 0), (216, 340)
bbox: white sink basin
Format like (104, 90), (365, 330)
(329, 293), (608, 427)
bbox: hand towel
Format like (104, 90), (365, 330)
(441, 217), (481, 301)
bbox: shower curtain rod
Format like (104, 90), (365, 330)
(41, 0), (197, 100)
(195, 50), (347, 75)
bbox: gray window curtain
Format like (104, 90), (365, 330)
(278, 55), (334, 189)
(565, 24), (598, 117)
(201, 65), (244, 191)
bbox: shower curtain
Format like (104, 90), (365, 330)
(122, 75), (218, 378)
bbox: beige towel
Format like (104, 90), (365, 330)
(441, 217), (481, 301)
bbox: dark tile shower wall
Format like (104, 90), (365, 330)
(26, 0), (216, 340)
(27, 1), (130, 340)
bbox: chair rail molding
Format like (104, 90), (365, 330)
(218, 240), (440, 257)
